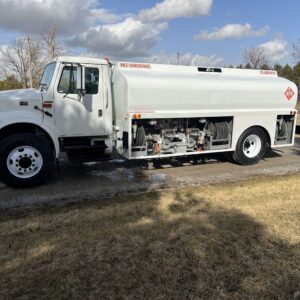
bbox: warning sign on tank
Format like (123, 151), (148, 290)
(285, 87), (294, 101)
(120, 63), (151, 69)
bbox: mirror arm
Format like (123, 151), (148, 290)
(76, 63), (86, 98)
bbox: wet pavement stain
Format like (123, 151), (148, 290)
(0, 137), (299, 210)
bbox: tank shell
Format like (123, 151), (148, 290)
(112, 63), (298, 115)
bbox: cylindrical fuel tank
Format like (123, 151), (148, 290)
(112, 63), (298, 113)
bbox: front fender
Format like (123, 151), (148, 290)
(0, 112), (62, 158)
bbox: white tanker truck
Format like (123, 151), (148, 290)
(0, 56), (298, 187)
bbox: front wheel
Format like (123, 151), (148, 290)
(232, 127), (267, 165)
(0, 134), (55, 187)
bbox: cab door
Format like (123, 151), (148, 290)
(54, 63), (106, 137)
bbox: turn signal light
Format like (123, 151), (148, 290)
(133, 113), (142, 119)
(43, 101), (53, 108)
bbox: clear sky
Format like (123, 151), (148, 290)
(0, 0), (299, 66)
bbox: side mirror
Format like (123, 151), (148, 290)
(76, 64), (86, 97)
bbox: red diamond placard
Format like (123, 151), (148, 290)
(285, 87), (294, 101)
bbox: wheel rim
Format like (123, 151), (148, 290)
(243, 134), (262, 158)
(6, 146), (43, 179)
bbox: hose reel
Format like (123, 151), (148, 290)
(206, 121), (230, 141)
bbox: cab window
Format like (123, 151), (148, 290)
(58, 66), (99, 95)
(58, 66), (77, 94)
(40, 62), (56, 90)
(85, 68), (99, 94)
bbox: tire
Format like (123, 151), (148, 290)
(0, 133), (55, 187)
(232, 127), (267, 165)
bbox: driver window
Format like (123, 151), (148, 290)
(58, 66), (77, 94)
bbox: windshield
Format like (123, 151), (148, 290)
(40, 62), (56, 91)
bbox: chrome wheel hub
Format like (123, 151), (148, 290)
(7, 146), (43, 178)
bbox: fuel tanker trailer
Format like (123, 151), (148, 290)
(0, 56), (297, 187)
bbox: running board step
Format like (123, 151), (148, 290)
(64, 145), (107, 151)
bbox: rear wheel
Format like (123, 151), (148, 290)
(232, 127), (267, 165)
(0, 134), (55, 187)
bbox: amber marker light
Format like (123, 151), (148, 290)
(43, 101), (53, 108)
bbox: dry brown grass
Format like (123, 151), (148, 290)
(0, 174), (300, 299)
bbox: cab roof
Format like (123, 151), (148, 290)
(54, 56), (108, 65)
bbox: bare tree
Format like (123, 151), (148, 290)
(0, 37), (43, 88)
(243, 47), (269, 69)
(0, 27), (63, 89)
(0, 63), (10, 80)
(292, 39), (300, 63)
(41, 27), (61, 60)
(28, 37), (44, 87)
(0, 39), (30, 88)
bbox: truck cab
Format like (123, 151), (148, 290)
(41, 56), (113, 149)
(0, 57), (114, 187)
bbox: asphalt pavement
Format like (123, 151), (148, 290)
(0, 136), (299, 210)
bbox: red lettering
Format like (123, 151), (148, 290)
(120, 63), (151, 69)
(260, 70), (276, 75)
